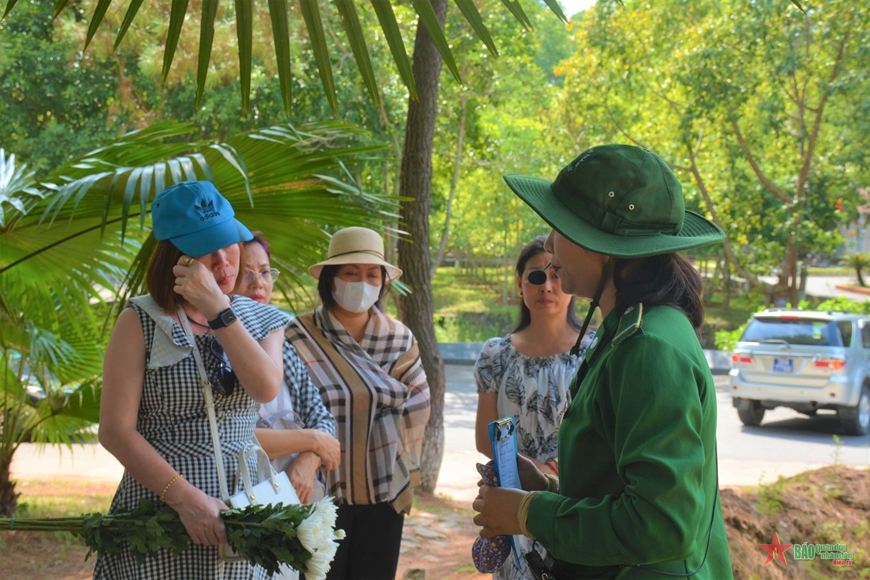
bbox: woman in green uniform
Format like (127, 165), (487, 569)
(472, 144), (733, 579)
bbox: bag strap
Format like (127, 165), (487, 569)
(177, 307), (231, 503)
(237, 443), (283, 502)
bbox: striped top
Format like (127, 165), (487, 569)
(285, 305), (430, 514)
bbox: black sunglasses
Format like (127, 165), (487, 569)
(208, 337), (237, 398)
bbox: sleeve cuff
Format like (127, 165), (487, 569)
(545, 473), (559, 493)
(517, 491), (539, 537)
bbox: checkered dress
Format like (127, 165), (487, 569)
(93, 295), (289, 580)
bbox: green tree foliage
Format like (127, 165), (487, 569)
(0, 120), (394, 515)
(0, 0), (121, 172)
(555, 0), (870, 305)
(430, 1), (574, 279)
(1, 0), (567, 114)
(840, 253), (870, 287)
(0, 147), (110, 516)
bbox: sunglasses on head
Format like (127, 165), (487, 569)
(208, 337), (237, 398)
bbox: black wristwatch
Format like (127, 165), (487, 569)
(208, 307), (238, 330)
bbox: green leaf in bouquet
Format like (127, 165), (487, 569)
(2, 497), (341, 578)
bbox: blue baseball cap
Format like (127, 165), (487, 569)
(151, 181), (253, 257)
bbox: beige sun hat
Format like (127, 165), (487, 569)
(308, 227), (402, 280)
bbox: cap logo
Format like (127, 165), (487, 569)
(195, 198), (220, 221)
(568, 148), (595, 172)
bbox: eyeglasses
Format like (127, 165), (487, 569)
(243, 268), (280, 284)
(208, 337), (237, 398)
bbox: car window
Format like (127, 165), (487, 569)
(837, 321), (853, 347)
(863, 323), (870, 348)
(741, 318), (843, 346)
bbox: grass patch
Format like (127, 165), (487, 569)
(0, 480), (117, 580)
(14, 480), (114, 518)
(756, 475), (786, 516)
(432, 267), (518, 342)
(704, 297), (757, 330)
(808, 267), (852, 276)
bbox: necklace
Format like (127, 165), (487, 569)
(188, 317), (210, 329)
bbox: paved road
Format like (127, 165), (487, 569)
(761, 274), (870, 302)
(11, 365), (870, 506)
(438, 365), (870, 502)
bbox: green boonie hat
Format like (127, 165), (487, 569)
(504, 144), (725, 258)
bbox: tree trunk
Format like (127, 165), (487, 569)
(723, 252), (731, 311)
(397, 0), (448, 493)
(0, 453), (19, 517)
(784, 236), (799, 306)
(431, 96), (467, 279)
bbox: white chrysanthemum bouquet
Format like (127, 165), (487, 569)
(0, 497), (345, 580)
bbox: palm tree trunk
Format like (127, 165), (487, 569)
(397, 0), (449, 493)
(0, 452), (19, 517)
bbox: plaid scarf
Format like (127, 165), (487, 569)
(286, 305), (430, 514)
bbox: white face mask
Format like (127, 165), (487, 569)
(333, 277), (381, 313)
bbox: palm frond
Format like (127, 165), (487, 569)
(3, 120), (395, 317)
(0, 149), (43, 229)
(2, 0), (572, 113)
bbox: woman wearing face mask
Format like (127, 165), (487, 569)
(284, 227), (431, 580)
(238, 232), (339, 506)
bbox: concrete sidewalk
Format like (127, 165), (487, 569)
(9, 442), (486, 503)
(11, 365), (862, 506)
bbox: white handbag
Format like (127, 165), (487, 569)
(178, 308), (301, 561)
(229, 442), (300, 508)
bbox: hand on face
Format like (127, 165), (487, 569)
(173, 246), (238, 318)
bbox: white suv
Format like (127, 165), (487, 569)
(729, 309), (870, 436)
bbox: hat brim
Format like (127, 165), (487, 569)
(309, 253), (402, 281)
(170, 218), (253, 257)
(504, 174), (725, 258)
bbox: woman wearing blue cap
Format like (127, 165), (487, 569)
(472, 145), (733, 578)
(95, 181), (289, 579)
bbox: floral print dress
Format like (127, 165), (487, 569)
(474, 334), (585, 580)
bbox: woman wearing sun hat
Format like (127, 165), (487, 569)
(95, 181), (289, 579)
(284, 226), (430, 580)
(472, 145), (733, 578)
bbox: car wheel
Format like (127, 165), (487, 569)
(737, 401), (765, 427)
(842, 385), (870, 436)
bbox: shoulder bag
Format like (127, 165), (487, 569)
(178, 308), (300, 561)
